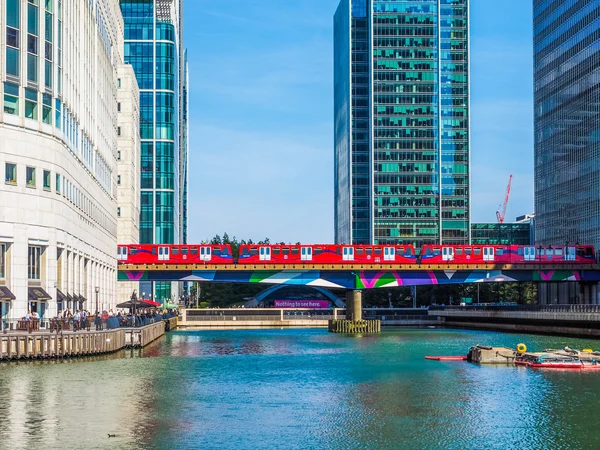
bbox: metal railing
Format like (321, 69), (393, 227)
(430, 304), (600, 314)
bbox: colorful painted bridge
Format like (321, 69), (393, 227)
(117, 263), (600, 290)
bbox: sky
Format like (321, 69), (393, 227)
(185, 0), (534, 244)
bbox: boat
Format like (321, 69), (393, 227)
(515, 349), (600, 370)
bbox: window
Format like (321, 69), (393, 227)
(25, 88), (38, 120)
(0, 243), (6, 279)
(43, 170), (50, 189)
(117, 151), (121, 160)
(117, 207), (121, 217)
(5, 163), (17, 184)
(117, 78), (121, 88)
(117, 126), (121, 136)
(55, 173), (60, 193)
(4, 82), (19, 115)
(26, 166), (36, 187)
(117, 102), (121, 112)
(42, 93), (52, 124)
(28, 246), (41, 280)
(117, 175), (121, 185)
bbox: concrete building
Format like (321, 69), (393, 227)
(533, 1), (600, 249)
(0, 0), (136, 322)
(120, 0), (188, 303)
(116, 65), (141, 304)
(334, 0), (470, 246)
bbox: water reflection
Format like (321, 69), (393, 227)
(1, 328), (600, 449)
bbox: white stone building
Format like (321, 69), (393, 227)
(0, 0), (137, 324)
(116, 64), (140, 304)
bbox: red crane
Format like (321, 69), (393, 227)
(496, 175), (513, 223)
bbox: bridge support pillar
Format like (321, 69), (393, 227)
(329, 290), (379, 334)
(346, 290), (362, 321)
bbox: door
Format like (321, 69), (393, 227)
(483, 247), (495, 261)
(343, 247), (354, 261)
(259, 247), (271, 261)
(301, 247), (313, 261)
(117, 247), (128, 261)
(442, 247), (454, 261)
(384, 247), (395, 261)
(566, 246), (576, 261)
(524, 246), (535, 261)
(158, 246), (170, 261)
(200, 246), (212, 262)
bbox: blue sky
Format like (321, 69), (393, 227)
(185, 0), (534, 244)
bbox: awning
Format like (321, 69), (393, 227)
(28, 287), (52, 301)
(56, 289), (67, 302)
(0, 286), (16, 301)
(80, 295), (87, 303)
(67, 293), (73, 302)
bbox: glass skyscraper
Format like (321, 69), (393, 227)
(334, 0), (470, 247)
(533, 1), (600, 249)
(120, 0), (188, 300)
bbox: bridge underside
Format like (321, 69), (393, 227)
(117, 265), (600, 289)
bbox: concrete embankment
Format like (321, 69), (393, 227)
(0, 320), (171, 361)
(431, 307), (600, 338)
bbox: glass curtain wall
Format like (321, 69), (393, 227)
(121, 0), (182, 301)
(334, 0), (470, 247)
(533, 1), (600, 249)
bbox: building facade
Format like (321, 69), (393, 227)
(533, 1), (600, 249)
(471, 222), (532, 246)
(334, 0), (470, 247)
(120, 0), (188, 302)
(116, 64), (141, 304)
(0, 0), (133, 322)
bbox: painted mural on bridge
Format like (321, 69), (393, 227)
(119, 268), (585, 289)
(355, 270), (581, 289)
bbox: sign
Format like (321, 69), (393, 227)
(274, 300), (330, 309)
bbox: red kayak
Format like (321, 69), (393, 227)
(425, 356), (467, 361)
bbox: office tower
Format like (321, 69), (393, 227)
(120, 0), (188, 302)
(116, 66), (141, 304)
(334, 0), (470, 247)
(534, 1), (600, 249)
(0, 0), (135, 320)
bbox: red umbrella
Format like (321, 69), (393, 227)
(139, 299), (161, 307)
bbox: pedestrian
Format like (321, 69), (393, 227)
(95, 311), (102, 331)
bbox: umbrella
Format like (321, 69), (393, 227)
(116, 299), (160, 309)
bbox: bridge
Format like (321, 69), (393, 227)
(118, 262), (600, 289)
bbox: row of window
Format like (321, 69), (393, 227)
(4, 163), (116, 236)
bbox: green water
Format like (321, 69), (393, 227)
(1, 328), (600, 449)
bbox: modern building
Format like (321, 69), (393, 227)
(0, 0), (134, 322)
(116, 65), (141, 304)
(334, 0), (470, 247)
(471, 217), (533, 246)
(533, 1), (600, 249)
(120, 0), (188, 302)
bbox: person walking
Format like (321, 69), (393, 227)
(94, 311), (102, 331)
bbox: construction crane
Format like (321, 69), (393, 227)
(496, 174), (513, 224)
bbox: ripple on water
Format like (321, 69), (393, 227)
(1, 328), (600, 449)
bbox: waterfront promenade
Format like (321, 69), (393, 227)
(0, 315), (177, 360)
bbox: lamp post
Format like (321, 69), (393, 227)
(131, 289), (138, 328)
(95, 286), (100, 314)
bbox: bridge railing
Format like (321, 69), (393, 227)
(430, 304), (600, 314)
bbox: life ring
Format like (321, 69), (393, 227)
(516, 343), (527, 354)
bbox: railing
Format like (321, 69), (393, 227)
(0, 312), (179, 333)
(431, 304), (600, 314)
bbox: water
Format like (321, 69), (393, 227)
(1, 328), (600, 449)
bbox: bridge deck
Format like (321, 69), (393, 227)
(118, 263), (600, 271)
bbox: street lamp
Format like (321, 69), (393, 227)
(95, 286), (100, 314)
(131, 289), (138, 327)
